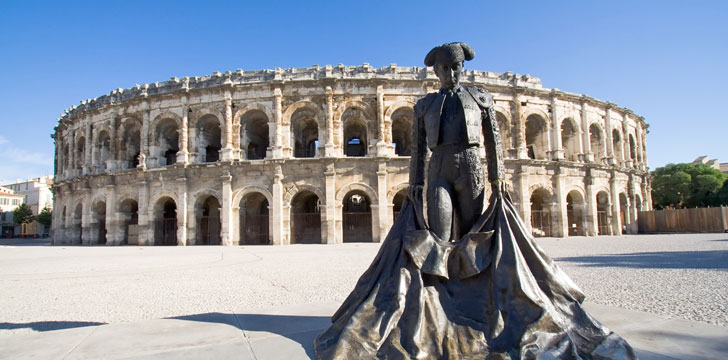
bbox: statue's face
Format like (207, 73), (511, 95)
(434, 61), (463, 90)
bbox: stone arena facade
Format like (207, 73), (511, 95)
(50, 64), (651, 246)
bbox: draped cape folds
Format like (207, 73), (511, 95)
(314, 191), (638, 359)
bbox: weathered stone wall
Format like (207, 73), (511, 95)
(50, 65), (650, 245)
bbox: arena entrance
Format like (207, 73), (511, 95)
(343, 191), (372, 243)
(530, 188), (552, 237)
(566, 191), (585, 236)
(290, 191), (321, 244)
(196, 196), (221, 245)
(119, 199), (139, 245)
(596, 191), (610, 235)
(619, 193), (629, 232)
(91, 201), (107, 245)
(154, 197), (177, 246)
(73, 203), (83, 245)
(197, 115), (222, 163)
(240, 193), (269, 245)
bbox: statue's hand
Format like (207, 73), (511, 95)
(491, 179), (507, 196)
(408, 184), (424, 205)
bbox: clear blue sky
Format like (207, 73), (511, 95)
(0, 0), (726, 184)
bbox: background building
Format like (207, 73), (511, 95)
(51, 65), (651, 246)
(1, 176), (54, 236)
(0, 186), (25, 237)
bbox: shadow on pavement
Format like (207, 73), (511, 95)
(0, 321), (105, 332)
(171, 312), (329, 358)
(0, 239), (51, 246)
(556, 250), (728, 270)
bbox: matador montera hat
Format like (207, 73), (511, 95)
(424, 42), (475, 66)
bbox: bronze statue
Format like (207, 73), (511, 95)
(314, 43), (637, 359)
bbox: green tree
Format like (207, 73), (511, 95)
(36, 206), (52, 227)
(13, 203), (35, 225)
(651, 163), (727, 209)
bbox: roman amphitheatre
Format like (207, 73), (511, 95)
(50, 64), (650, 246)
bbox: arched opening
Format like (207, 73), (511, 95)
(612, 129), (623, 165)
(63, 145), (70, 173)
(196, 196), (221, 245)
(290, 191), (321, 244)
(119, 122), (141, 169)
(95, 130), (111, 172)
(75, 137), (85, 170)
(525, 114), (548, 160)
(342, 108), (370, 157)
(496, 112), (513, 157)
(619, 192), (629, 233)
(596, 191), (610, 235)
(119, 199), (139, 245)
(91, 201), (106, 245)
(391, 108), (413, 156)
(241, 110), (269, 160)
(239, 192), (269, 245)
(196, 115), (222, 163)
(560, 118), (579, 161)
(73, 203), (82, 245)
(291, 109), (319, 158)
(154, 118), (179, 166)
(589, 124), (605, 164)
(635, 194), (643, 213)
(566, 191), (585, 236)
(392, 189), (407, 222)
(343, 190), (372, 243)
(629, 134), (636, 164)
(154, 197), (177, 246)
(530, 188), (552, 237)
(61, 206), (67, 232)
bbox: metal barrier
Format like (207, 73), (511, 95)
(531, 210), (552, 237)
(638, 207), (728, 233)
(291, 213), (321, 244)
(343, 212), (372, 242)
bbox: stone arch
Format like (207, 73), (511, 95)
(284, 183), (325, 205)
(596, 189), (611, 235)
(529, 185), (554, 237)
(560, 117), (580, 161)
(118, 195), (139, 245)
(189, 107), (224, 129)
(341, 104), (375, 157)
(385, 100), (415, 142)
(150, 113), (182, 167)
(628, 133), (637, 163)
(612, 127), (624, 164)
(522, 109), (550, 160)
(338, 100), (376, 149)
(237, 188), (272, 245)
(589, 122), (606, 164)
(495, 107), (513, 155)
(232, 186), (273, 208)
(192, 190), (222, 246)
(342, 189), (373, 243)
(335, 182), (378, 205)
(152, 195), (178, 246)
(118, 117), (142, 169)
(387, 182), (410, 204)
(235, 104), (274, 160)
(75, 134), (86, 170)
(90, 196), (107, 245)
(565, 189), (586, 236)
(191, 188), (223, 208)
(192, 112), (223, 163)
(289, 188), (323, 244)
(388, 105), (414, 156)
(94, 128), (112, 172)
(149, 190), (179, 210)
(286, 101), (323, 158)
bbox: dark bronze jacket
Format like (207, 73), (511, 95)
(409, 85), (505, 185)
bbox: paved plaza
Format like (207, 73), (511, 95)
(0, 233), (727, 359)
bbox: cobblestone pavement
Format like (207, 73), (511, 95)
(0, 233), (726, 337)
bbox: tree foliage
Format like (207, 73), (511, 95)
(36, 206), (52, 227)
(13, 203), (35, 225)
(651, 163), (728, 209)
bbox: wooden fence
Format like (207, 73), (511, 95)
(638, 207), (728, 233)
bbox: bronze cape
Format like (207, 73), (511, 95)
(314, 191), (638, 359)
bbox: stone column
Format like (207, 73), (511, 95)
(81, 190), (91, 245)
(324, 163), (337, 244)
(622, 114), (632, 168)
(68, 133), (75, 177)
(271, 165), (284, 245)
(140, 103), (150, 168)
(84, 121), (92, 175)
(105, 184), (116, 245)
(580, 99), (594, 162)
(585, 173), (597, 236)
(221, 171), (233, 245)
(512, 91), (528, 159)
(553, 169), (567, 237)
(605, 105), (615, 165)
(137, 180), (150, 245)
(609, 172), (621, 235)
(375, 85), (390, 156)
(177, 176), (188, 246)
(635, 122), (644, 170)
(324, 86), (335, 157)
(551, 92), (564, 160)
(177, 96), (190, 165)
(376, 162), (389, 242)
(222, 92), (234, 161)
(272, 88), (284, 158)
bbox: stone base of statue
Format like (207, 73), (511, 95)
(314, 191), (637, 359)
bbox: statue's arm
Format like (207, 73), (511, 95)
(409, 99), (428, 187)
(482, 102), (505, 183)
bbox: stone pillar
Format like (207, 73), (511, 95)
(324, 86), (335, 157)
(376, 163), (388, 242)
(609, 173), (621, 235)
(108, 113), (118, 171)
(271, 165), (284, 245)
(140, 104), (150, 168)
(272, 88), (284, 158)
(84, 121), (92, 175)
(105, 184), (116, 245)
(222, 93), (234, 161)
(551, 92), (564, 160)
(628, 176), (637, 224)
(580, 99), (594, 162)
(324, 163), (337, 244)
(605, 105), (615, 165)
(81, 190), (91, 245)
(177, 96), (190, 165)
(68, 133), (75, 177)
(375, 85), (391, 156)
(512, 91), (528, 159)
(635, 123), (644, 170)
(177, 176), (188, 246)
(221, 172), (233, 245)
(640, 123), (649, 170)
(137, 180), (150, 245)
(553, 170), (567, 237)
(585, 174), (597, 236)
(622, 114), (632, 168)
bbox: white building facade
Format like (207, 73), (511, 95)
(51, 65), (651, 246)
(1, 177), (54, 236)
